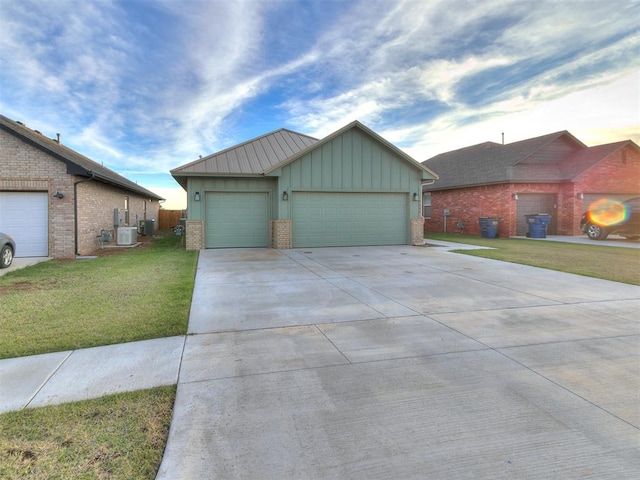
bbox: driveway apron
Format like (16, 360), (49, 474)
(157, 245), (640, 479)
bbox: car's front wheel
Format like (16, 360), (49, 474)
(0, 245), (13, 268)
(585, 223), (608, 240)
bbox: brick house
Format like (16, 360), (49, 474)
(421, 131), (640, 237)
(0, 115), (163, 259)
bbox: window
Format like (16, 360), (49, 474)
(124, 196), (130, 225)
(423, 193), (432, 218)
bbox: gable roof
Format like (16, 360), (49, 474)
(171, 128), (319, 181)
(171, 120), (438, 187)
(0, 115), (163, 201)
(422, 131), (591, 190)
(560, 140), (639, 179)
(263, 120), (438, 179)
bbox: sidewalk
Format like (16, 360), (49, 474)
(0, 336), (184, 413)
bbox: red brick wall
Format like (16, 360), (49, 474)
(424, 184), (515, 237)
(576, 145), (640, 193)
(570, 145), (640, 234)
(424, 145), (640, 238)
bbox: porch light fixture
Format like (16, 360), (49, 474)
(282, 191), (289, 201)
(413, 192), (419, 201)
(53, 191), (64, 199)
(576, 192), (584, 200)
(194, 191), (201, 201)
(512, 193), (519, 200)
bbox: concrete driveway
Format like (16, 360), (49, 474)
(157, 245), (640, 479)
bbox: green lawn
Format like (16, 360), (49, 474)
(0, 235), (196, 479)
(0, 386), (175, 480)
(0, 235), (197, 359)
(425, 234), (640, 285)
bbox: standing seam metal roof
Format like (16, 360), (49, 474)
(170, 128), (319, 176)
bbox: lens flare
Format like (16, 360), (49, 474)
(587, 199), (629, 226)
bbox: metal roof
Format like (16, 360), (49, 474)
(0, 115), (164, 200)
(171, 121), (438, 186)
(262, 120), (439, 179)
(171, 128), (319, 178)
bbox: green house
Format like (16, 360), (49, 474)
(171, 121), (438, 249)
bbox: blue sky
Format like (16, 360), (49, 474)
(1, 0), (638, 209)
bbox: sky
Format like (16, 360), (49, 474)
(1, 0), (638, 209)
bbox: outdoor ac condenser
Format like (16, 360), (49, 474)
(117, 227), (137, 246)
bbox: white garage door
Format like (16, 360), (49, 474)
(292, 192), (408, 247)
(0, 192), (49, 257)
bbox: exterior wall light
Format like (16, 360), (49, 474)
(194, 192), (201, 201)
(512, 193), (519, 200)
(53, 191), (64, 199)
(282, 191), (289, 201)
(413, 193), (420, 201)
(576, 192), (584, 200)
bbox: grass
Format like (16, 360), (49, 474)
(0, 386), (175, 480)
(425, 233), (640, 285)
(0, 235), (194, 479)
(0, 235), (197, 359)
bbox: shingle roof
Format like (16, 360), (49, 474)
(171, 128), (319, 178)
(422, 131), (588, 190)
(0, 115), (163, 200)
(560, 141), (636, 179)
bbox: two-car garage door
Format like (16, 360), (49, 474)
(204, 191), (409, 249)
(292, 192), (408, 247)
(0, 192), (49, 257)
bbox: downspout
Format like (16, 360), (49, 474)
(74, 173), (95, 256)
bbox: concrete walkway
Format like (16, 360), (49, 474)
(1, 242), (639, 479)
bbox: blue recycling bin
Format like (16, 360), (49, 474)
(478, 217), (500, 238)
(525, 214), (551, 238)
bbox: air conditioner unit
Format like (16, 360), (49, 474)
(117, 227), (137, 246)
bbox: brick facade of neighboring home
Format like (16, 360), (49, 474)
(0, 115), (163, 259)
(422, 131), (640, 238)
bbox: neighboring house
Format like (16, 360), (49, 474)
(171, 120), (438, 250)
(0, 115), (163, 259)
(422, 131), (640, 237)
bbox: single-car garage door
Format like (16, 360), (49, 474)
(516, 193), (557, 236)
(205, 192), (269, 248)
(292, 192), (408, 247)
(0, 191), (49, 257)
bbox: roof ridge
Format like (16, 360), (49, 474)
(0, 114), (163, 200)
(171, 127), (319, 173)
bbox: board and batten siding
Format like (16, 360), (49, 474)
(281, 128), (419, 192)
(278, 128), (423, 219)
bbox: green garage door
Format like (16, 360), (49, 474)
(292, 192), (408, 247)
(205, 192), (269, 248)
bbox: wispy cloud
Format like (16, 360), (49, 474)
(1, 0), (638, 202)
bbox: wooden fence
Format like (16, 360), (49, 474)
(158, 210), (186, 231)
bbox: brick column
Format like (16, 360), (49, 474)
(271, 220), (292, 249)
(410, 218), (424, 246)
(185, 220), (204, 250)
